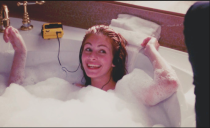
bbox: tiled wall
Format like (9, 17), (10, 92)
(0, 1), (187, 52)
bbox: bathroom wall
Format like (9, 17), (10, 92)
(0, 1), (187, 52)
(117, 1), (196, 14)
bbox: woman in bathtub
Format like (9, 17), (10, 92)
(3, 25), (179, 106)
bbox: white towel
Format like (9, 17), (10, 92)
(109, 14), (161, 73)
(117, 14), (161, 38)
(110, 14), (161, 49)
(110, 19), (160, 39)
(109, 26), (148, 51)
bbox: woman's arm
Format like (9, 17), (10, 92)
(3, 26), (27, 86)
(140, 37), (179, 106)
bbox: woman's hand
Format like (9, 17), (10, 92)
(141, 37), (160, 58)
(3, 26), (27, 86)
(3, 26), (27, 54)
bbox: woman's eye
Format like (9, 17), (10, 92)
(99, 50), (106, 53)
(85, 48), (92, 52)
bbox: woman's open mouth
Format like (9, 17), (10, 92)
(87, 64), (101, 69)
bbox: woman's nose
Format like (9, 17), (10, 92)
(89, 51), (98, 60)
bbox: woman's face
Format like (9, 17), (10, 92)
(82, 34), (115, 79)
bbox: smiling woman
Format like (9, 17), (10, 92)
(82, 34), (115, 90)
(79, 25), (128, 91)
(75, 24), (179, 107)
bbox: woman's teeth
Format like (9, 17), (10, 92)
(88, 64), (101, 68)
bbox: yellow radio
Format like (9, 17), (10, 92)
(41, 22), (64, 39)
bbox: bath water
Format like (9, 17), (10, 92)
(0, 51), (176, 127)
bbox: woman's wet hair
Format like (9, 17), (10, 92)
(79, 25), (128, 86)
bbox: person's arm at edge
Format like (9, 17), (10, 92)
(3, 26), (27, 86)
(140, 37), (179, 106)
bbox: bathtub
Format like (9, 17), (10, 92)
(0, 17), (195, 127)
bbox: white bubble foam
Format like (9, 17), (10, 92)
(0, 79), (145, 127)
(0, 62), (180, 127)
